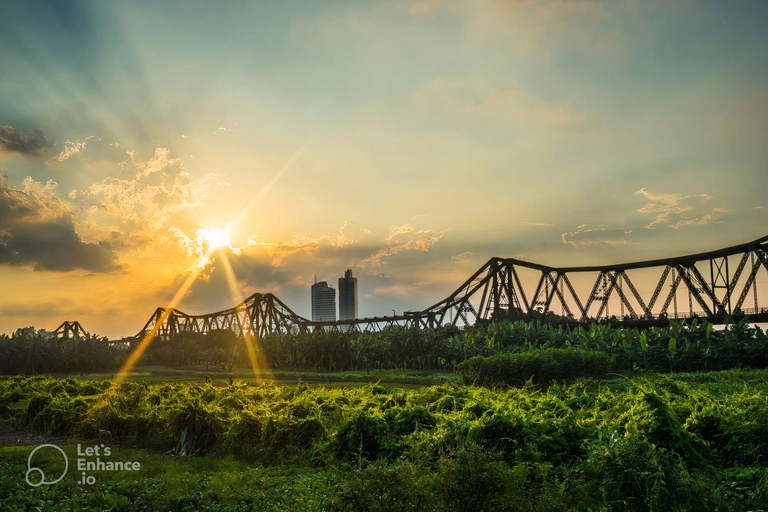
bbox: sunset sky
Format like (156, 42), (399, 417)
(1, 0), (767, 339)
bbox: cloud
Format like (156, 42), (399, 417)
(561, 224), (634, 248)
(361, 223), (447, 266)
(562, 188), (726, 249)
(0, 175), (119, 272)
(451, 251), (473, 262)
(51, 136), (94, 163)
(231, 218), (371, 267)
(170, 217), (449, 311)
(176, 245), (301, 311)
(0, 125), (52, 157)
(635, 188), (723, 229)
(75, 147), (219, 252)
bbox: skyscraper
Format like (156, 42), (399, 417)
(338, 268), (358, 321)
(311, 280), (336, 322)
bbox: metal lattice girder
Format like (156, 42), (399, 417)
(54, 321), (87, 339)
(137, 235), (768, 339)
(660, 269), (684, 316)
(734, 250), (768, 311)
(621, 271), (650, 318)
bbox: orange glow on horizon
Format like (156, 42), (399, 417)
(106, 145), (308, 390)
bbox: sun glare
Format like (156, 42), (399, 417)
(201, 227), (231, 250)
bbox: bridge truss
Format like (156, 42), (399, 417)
(53, 321), (88, 339)
(139, 235), (768, 340)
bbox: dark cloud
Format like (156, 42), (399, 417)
(1, 217), (119, 272)
(0, 176), (120, 272)
(0, 125), (52, 156)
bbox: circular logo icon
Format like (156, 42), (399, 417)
(26, 444), (68, 487)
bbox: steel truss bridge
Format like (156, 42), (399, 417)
(139, 235), (768, 340)
(53, 321), (88, 339)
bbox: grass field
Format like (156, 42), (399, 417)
(1, 368), (767, 511)
(49, 365), (462, 387)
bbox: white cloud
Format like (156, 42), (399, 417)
(562, 224), (634, 248)
(635, 188), (722, 229)
(50, 136), (94, 163)
(362, 223), (447, 266)
(75, 148), (219, 252)
(451, 251), (473, 262)
(239, 218), (370, 266)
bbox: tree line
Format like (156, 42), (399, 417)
(3, 316), (768, 375)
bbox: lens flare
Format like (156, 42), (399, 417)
(109, 143), (307, 391)
(200, 227), (231, 250)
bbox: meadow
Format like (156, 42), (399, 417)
(1, 368), (767, 511)
(1, 319), (768, 510)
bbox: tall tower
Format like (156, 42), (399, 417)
(311, 280), (336, 322)
(338, 268), (358, 321)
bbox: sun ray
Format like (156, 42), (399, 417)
(110, 244), (218, 389)
(228, 142), (308, 231)
(218, 251), (271, 384)
(108, 145), (308, 390)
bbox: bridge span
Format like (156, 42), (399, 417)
(139, 235), (768, 340)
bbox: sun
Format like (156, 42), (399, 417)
(201, 227), (231, 250)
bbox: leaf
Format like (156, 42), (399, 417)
(724, 331), (735, 350)
(705, 322), (713, 341)
(639, 333), (649, 352)
(668, 337), (677, 355)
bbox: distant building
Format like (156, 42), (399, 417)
(338, 268), (358, 321)
(311, 280), (336, 322)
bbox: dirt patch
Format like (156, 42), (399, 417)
(0, 427), (69, 447)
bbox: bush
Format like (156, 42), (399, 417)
(457, 348), (612, 387)
(436, 444), (507, 512)
(334, 411), (391, 462)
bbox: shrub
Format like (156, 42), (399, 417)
(334, 411), (391, 462)
(436, 444), (507, 512)
(457, 348), (612, 387)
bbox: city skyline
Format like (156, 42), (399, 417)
(1, 1), (767, 338)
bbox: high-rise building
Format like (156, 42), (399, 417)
(338, 268), (358, 321)
(311, 280), (336, 322)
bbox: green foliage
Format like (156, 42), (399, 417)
(0, 328), (124, 375)
(334, 411), (391, 463)
(457, 348), (613, 387)
(584, 436), (703, 511)
(3, 369), (768, 510)
(6, 318), (768, 378)
(436, 444), (507, 512)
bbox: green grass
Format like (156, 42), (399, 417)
(52, 365), (462, 387)
(1, 444), (343, 511)
(2, 369), (768, 511)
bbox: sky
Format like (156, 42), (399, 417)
(1, 0), (767, 339)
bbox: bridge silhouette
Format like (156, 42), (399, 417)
(139, 235), (768, 340)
